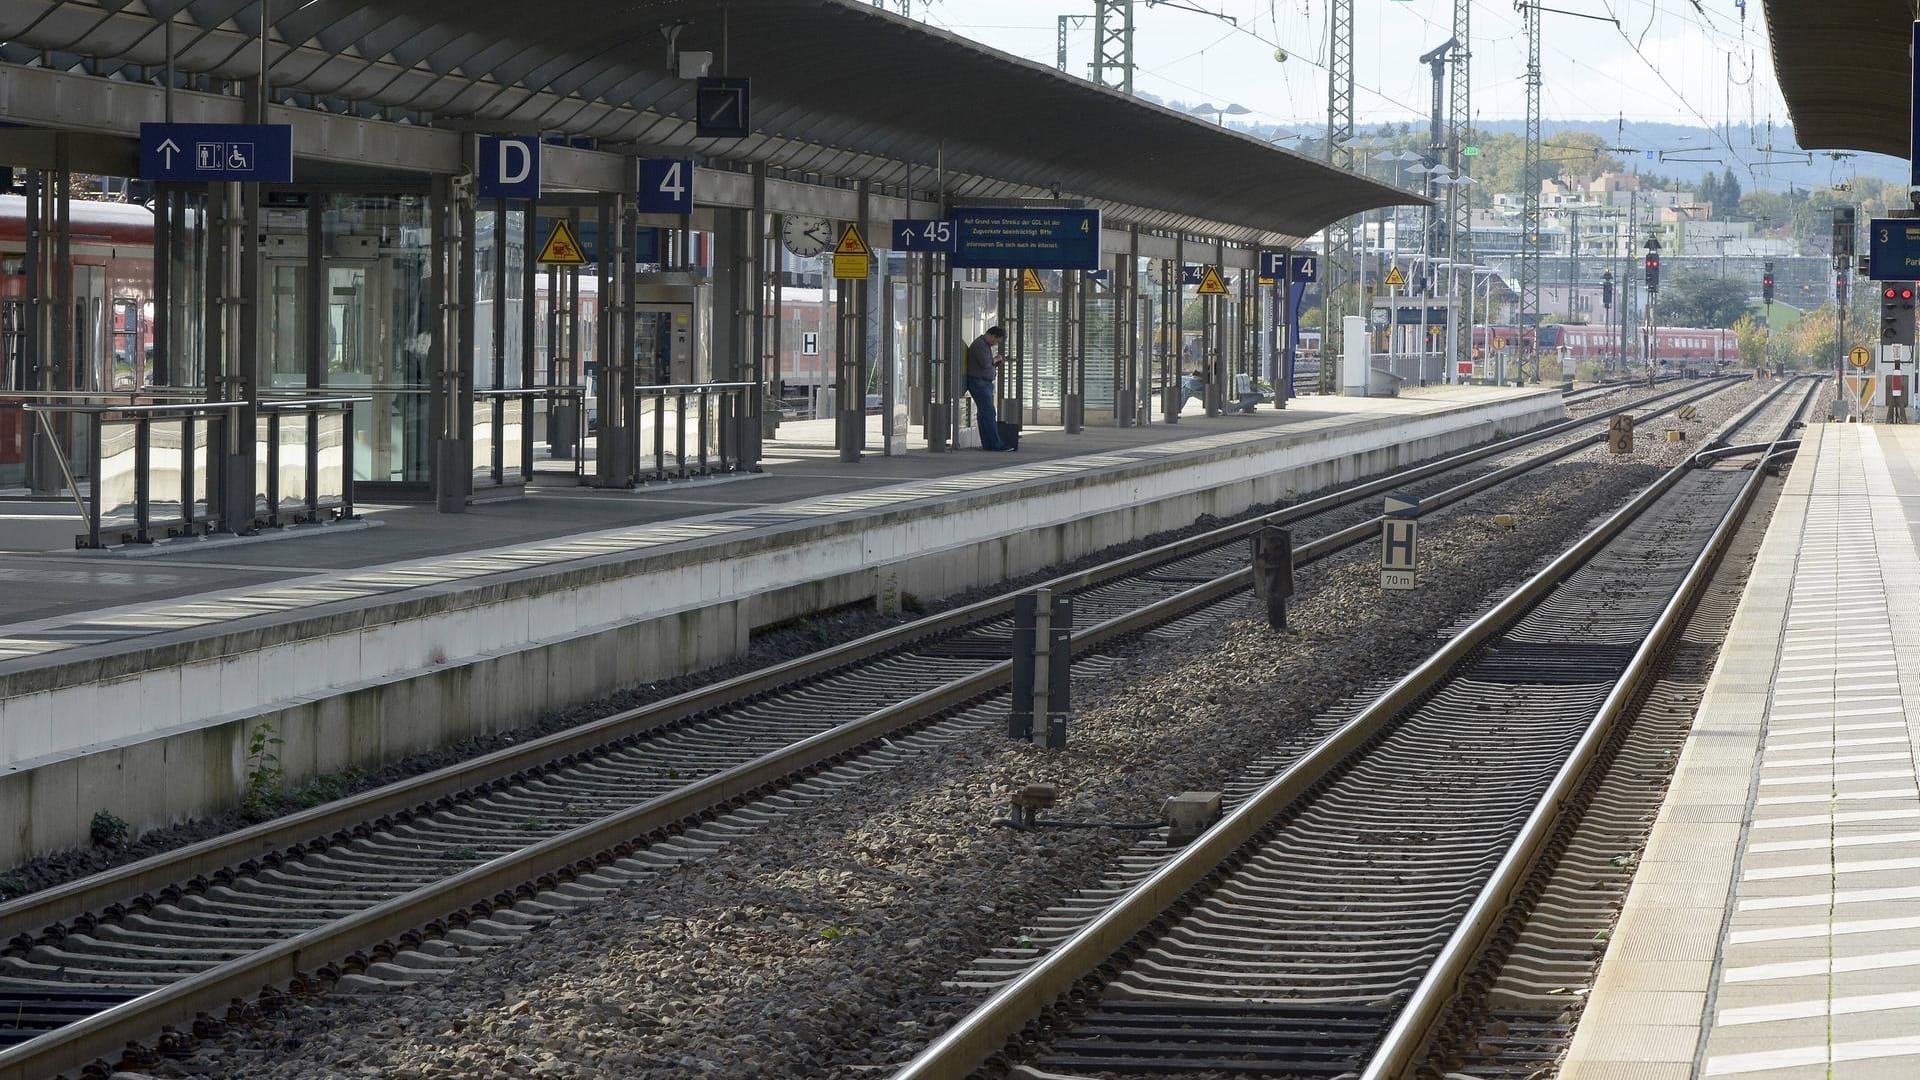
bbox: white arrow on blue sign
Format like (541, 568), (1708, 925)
(140, 123), (293, 183)
(892, 219), (956, 252)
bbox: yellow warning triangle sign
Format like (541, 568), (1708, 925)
(1021, 268), (1046, 293)
(1383, 265), (1408, 288)
(537, 219), (589, 267)
(1197, 265), (1230, 296)
(834, 223), (872, 258)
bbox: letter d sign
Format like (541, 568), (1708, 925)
(477, 136), (540, 199)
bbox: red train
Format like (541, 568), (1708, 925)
(0, 194), (158, 393)
(0, 194), (159, 485)
(1473, 323), (1735, 362)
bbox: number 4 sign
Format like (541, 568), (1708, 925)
(637, 159), (694, 214)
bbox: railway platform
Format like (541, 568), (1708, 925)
(1564, 421), (1920, 1080)
(0, 385), (1559, 867)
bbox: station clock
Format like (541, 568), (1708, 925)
(782, 216), (834, 258)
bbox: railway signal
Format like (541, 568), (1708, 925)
(1762, 262), (1775, 305)
(1600, 269), (1613, 311)
(1644, 248), (1660, 297)
(1881, 285), (1916, 345)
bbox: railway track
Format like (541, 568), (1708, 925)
(0, 376), (1752, 1079)
(888, 376), (1812, 1080)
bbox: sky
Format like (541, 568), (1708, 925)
(910, 0), (1787, 132)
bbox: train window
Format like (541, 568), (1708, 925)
(111, 298), (140, 390)
(1, 299), (22, 391)
(74, 300), (95, 391)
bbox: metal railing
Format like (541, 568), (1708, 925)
(477, 385), (587, 484)
(22, 395), (365, 548)
(630, 380), (756, 482)
(256, 397), (365, 527)
(25, 400), (240, 548)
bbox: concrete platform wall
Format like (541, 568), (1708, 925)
(0, 392), (1563, 868)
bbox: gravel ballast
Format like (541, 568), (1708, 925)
(0, 384), (1687, 904)
(135, 382), (1776, 1080)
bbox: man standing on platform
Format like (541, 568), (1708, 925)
(966, 326), (1012, 451)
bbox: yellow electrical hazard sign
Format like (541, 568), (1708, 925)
(1196, 266), (1230, 296)
(832, 223), (872, 280)
(1383, 265), (1408, 288)
(1850, 346), (1873, 370)
(536, 219), (588, 266)
(1021, 268), (1046, 293)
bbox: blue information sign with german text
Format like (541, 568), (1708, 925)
(1869, 218), (1920, 281)
(950, 207), (1101, 270)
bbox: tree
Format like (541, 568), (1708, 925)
(1657, 274), (1754, 328)
(1719, 168), (1742, 211)
(1698, 172), (1722, 215)
(1732, 314), (1768, 368)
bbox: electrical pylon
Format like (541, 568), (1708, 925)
(1092, 0), (1135, 94)
(1324, 0), (1354, 391)
(1520, 0), (1542, 380)
(1448, 0), (1470, 369)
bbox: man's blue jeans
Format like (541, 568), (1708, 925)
(966, 375), (1003, 450)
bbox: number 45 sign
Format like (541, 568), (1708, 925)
(892, 218), (957, 253)
(637, 159), (694, 214)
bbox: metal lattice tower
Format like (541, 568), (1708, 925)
(1092, 0), (1135, 94)
(1448, 0), (1470, 358)
(1520, 0), (1542, 380)
(1323, 0), (1355, 390)
(1057, 15), (1088, 72)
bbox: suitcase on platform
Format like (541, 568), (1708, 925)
(996, 420), (1022, 451)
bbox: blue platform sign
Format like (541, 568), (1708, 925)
(1912, 22), (1920, 189)
(139, 122), (292, 182)
(950, 207), (1101, 270)
(1869, 218), (1920, 281)
(477, 136), (540, 199)
(1291, 254), (1318, 282)
(1259, 251), (1286, 279)
(636, 159), (694, 214)
(892, 218), (956, 252)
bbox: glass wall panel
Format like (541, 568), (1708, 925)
(149, 418), (186, 522)
(1084, 294), (1116, 410)
(321, 194), (431, 484)
(97, 419), (138, 529)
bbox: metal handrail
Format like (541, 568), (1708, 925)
(476, 385), (586, 397)
(22, 400), (246, 417)
(29, 411), (89, 525)
(632, 380), (755, 394)
(257, 396), (373, 411)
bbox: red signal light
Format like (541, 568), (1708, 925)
(1889, 288), (1900, 299)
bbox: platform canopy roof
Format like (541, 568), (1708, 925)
(0, 0), (1422, 245)
(1763, 0), (1913, 158)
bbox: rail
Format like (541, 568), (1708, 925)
(0, 378), (1751, 1078)
(1357, 377), (1816, 1080)
(886, 377), (1801, 1080)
